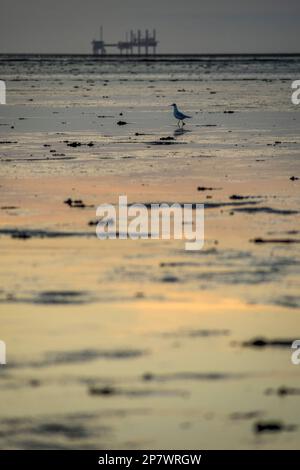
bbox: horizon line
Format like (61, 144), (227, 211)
(1, 52), (300, 57)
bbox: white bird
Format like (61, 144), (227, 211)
(171, 103), (191, 127)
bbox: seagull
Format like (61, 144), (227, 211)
(171, 103), (191, 127)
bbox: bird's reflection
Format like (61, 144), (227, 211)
(173, 127), (191, 137)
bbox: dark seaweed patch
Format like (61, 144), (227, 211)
(45, 349), (146, 365)
(161, 329), (230, 339)
(64, 198), (94, 208)
(148, 140), (185, 145)
(64, 141), (94, 147)
(250, 237), (300, 244)
(266, 386), (300, 397)
(197, 187), (220, 191)
(0, 141), (18, 144)
(34, 423), (89, 439)
(131, 201), (261, 210)
(233, 207), (298, 215)
(254, 421), (296, 434)
(8, 348), (147, 369)
(161, 275), (179, 283)
(0, 228), (95, 239)
(242, 337), (295, 348)
(88, 218), (114, 227)
(88, 385), (187, 398)
(230, 411), (264, 421)
(141, 371), (245, 382)
(34, 291), (90, 305)
(0, 413), (110, 449)
(272, 295), (300, 308)
(229, 195), (263, 200)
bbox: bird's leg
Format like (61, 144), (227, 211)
(177, 120), (180, 127)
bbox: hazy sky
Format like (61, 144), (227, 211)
(1, 0), (300, 53)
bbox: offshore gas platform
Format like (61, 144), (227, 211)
(92, 27), (158, 56)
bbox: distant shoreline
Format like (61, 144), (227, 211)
(1, 52), (300, 61)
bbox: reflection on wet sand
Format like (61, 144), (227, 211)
(0, 55), (300, 449)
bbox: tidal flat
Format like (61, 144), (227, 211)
(0, 55), (300, 449)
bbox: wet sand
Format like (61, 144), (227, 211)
(0, 55), (300, 449)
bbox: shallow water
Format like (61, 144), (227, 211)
(0, 55), (300, 449)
